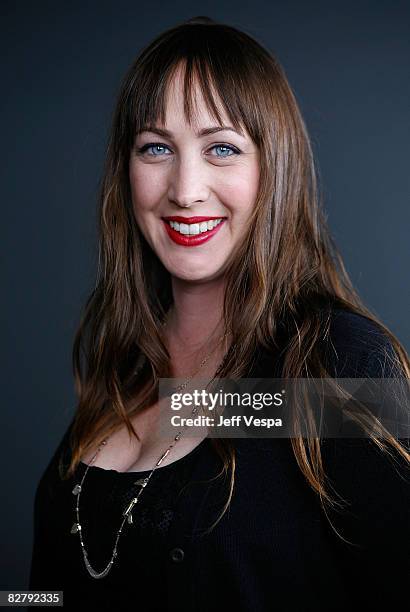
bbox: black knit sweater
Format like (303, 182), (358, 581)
(28, 309), (410, 610)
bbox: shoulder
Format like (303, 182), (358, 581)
(327, 308), (391, 348)
(253, 307), (405, 379)
(322, 307), (403, 378)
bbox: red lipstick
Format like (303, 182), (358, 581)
(161, 216), (226, 247)
(162, 216), (226, 224)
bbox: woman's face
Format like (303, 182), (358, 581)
(129, 66), (260, 283)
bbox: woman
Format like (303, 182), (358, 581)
(29, 16), (409, 611)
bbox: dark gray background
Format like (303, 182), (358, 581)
(1, 0), (409, 590)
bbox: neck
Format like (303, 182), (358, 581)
(165, 275), (227, 353)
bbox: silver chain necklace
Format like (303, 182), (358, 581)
(70, 322), (230, 579)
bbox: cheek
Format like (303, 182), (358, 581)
(222, 167), (259, 215)
(129, 163), (165, 211)
(129, 159), (260, 216)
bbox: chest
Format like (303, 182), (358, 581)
(80, 399), (208, 473)
(81, 347), (224, 473)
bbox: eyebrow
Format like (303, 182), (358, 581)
(136, 125), (245, 138)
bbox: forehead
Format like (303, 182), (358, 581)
(160, 63), (233, 132)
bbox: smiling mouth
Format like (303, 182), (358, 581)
(161, 216), (226, 247)
(163, 217), (226, 236)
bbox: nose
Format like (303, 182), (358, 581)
(167, 157), (210, 208)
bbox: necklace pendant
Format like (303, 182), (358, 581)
(127, 513), (133, 525)
(70, 522), (81, 534)
(124, 497), (137, 517)
(72, 484), (81, 495)
(134, 478), (148, 487)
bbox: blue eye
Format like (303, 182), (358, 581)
(136, 142), (241, 158)
(213, 145), (238, 157)
(138, 144), (171, 156)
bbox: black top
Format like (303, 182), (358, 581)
(28, 309), (410, 611)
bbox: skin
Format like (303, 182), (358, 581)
(129, 63), (260, 373)
(80, 65), (262, 471)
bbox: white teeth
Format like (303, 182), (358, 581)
(169, 218), (224, 235)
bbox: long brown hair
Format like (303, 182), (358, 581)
(61, 16), (410, 542)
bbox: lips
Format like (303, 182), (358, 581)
(162, 216), (226, 224)
(162, 217), (226, 247)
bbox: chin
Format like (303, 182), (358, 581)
(171, 270), (214, 283)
